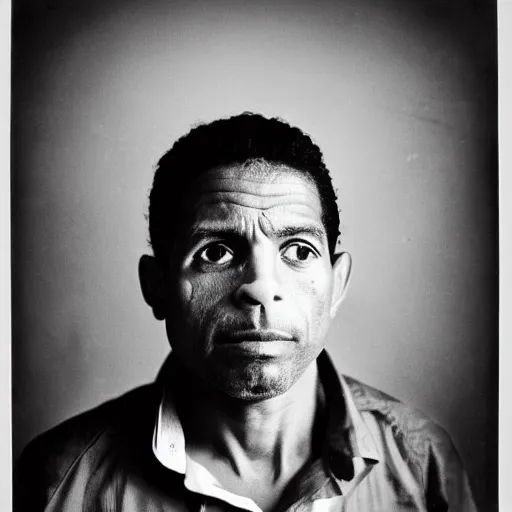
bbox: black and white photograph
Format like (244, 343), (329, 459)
(11, 0), (498, 510)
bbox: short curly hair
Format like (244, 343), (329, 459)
(148, 112), (340, 265)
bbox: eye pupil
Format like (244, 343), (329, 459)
(296, 246), (310, 260)
(205, 245), (226, 262)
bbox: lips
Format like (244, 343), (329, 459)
(222, 329), (295, 343)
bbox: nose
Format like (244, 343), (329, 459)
(233, 246), (283, 310)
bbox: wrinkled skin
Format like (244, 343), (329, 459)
(142, 163), (350, 401)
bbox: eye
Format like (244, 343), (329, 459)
(198, 243), (234, 265)
(282, 243), (317, 264)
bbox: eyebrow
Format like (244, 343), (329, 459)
(189, 224), (327, 244)
(271, 225), (326, 242)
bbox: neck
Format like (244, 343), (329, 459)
(172, 360), (325, 480)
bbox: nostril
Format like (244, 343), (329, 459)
(244, 295), (260, 306)
(240, 293), (282, 307)
(235, 282), (283, 309)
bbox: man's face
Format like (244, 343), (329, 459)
(160, 163), (346, 400)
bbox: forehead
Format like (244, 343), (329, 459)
(184, 163), (324, 233)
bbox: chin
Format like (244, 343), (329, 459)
(208, 360), (295, 401)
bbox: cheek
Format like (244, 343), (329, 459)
(292, 271), (333, 327)
(168, 277), (218, 346)
(176, 273), (231, 320)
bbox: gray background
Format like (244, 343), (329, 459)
(12, 0), (497, 509)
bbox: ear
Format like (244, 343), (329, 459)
(139, 255), (168, 321)
(329, 251), (352, 319)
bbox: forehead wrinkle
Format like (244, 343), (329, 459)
(194, 190), (321, 214)
(258, 211), (274, 237)
(198, 162), (319, 189)
(197, 182), (321, 201)
(190, 206), (327, 247)
(190, 204), (251, 238)
(193, 200), (321, 225)
(185, 167), (326, 244)
(200, 188), (315, 198)
(200, 175), (319, 188)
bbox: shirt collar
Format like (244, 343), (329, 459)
(152, 350), (380, 482)
(152, 368), (187, 474)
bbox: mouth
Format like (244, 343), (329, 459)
(222, 329), (295, 343)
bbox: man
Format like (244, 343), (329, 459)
(15, 113), (477, 511)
